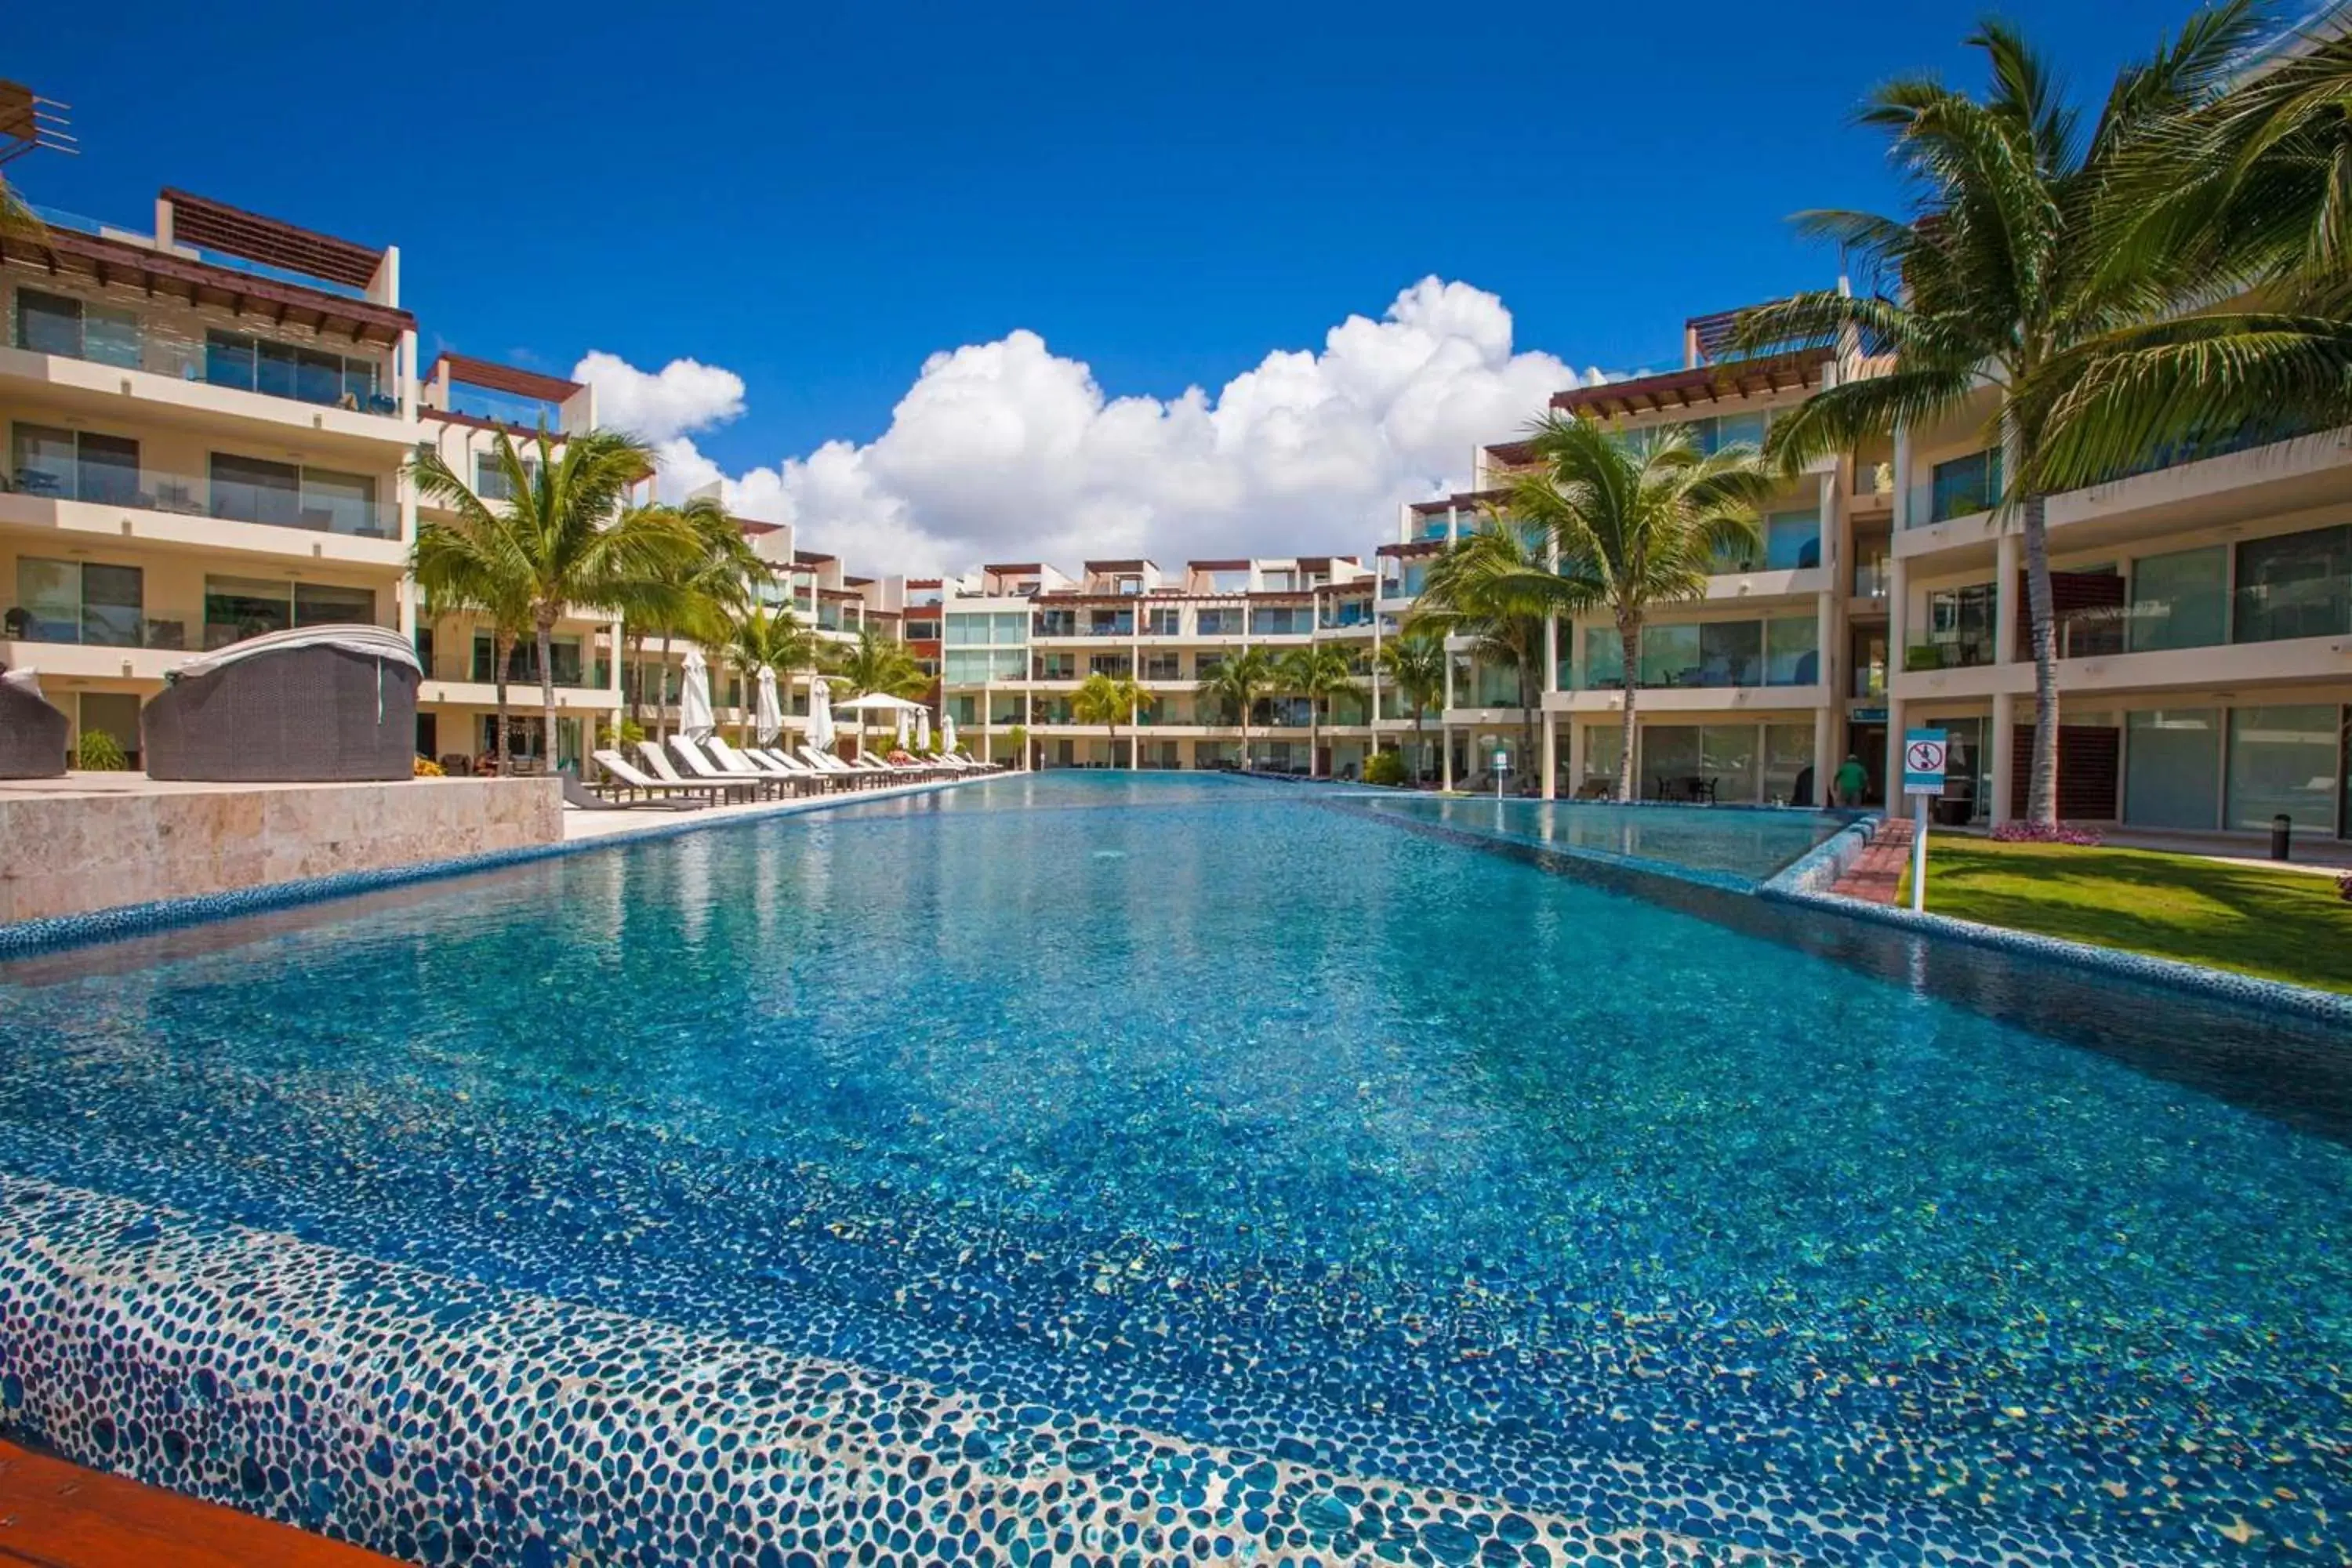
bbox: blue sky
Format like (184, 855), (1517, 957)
(14, 1), (2216, 567)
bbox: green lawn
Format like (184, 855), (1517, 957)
(1899, 839), (2352, 993)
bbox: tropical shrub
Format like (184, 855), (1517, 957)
(413, 754), (446, 778)
(1991, 820), (2103, 848)
(73, 730), (128, 771)
(1005, 724), (1029, 768)
(2336, 869), (2351, 904)
(1362, 751), (1406, 787)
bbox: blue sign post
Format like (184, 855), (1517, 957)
(1902, 728), (1947, 913)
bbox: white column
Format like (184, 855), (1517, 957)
(1813, 586), (1838, 804)
(1566, 720), (1587, 794)
(1541, 710), (1558, 800)
(1884, 554), (1908, 804)
(1990, 689), (2016, 826)
(1892, 426), (1914, 533)
(1812, 706), (1833, 808)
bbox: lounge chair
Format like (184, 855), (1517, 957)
(758, 749), (847, 791)
(642, 738), (758, 804)
(564, 763), (700, 811)
(0, 668), (70, 779)
(592, 749), (715, 806)
(142, 624), (419, 782)
(797, 744), (877, 787)
(855, 754), (929, 782)
(671, 735), (782, 800)
(704, 736), (809, 794)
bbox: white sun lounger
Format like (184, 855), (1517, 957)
(759, 749), (847, 790)
(708, 736), (817, 793)
(672, 735), (784, 799)
(590, 750), (713, 807)
(648, 737), (759, 802)
(797, 745), (878, 786)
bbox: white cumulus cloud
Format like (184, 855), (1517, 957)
(572, 351), (746, 444)
(575, 278), (1599, 575)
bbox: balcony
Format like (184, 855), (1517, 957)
(2, 458), (397, 540)
(1904, 635), (1998, 673)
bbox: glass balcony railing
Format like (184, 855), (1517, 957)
(2, 601), (196, 650)
(27, 205), (374, 301)
(1904, 635), (1998, 672)
(441, 383), (567, 432)
(1852, 560), (1889, 598)
(0, 462), (398, 539)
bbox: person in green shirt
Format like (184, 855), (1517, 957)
(1832, 753), (1870, 808)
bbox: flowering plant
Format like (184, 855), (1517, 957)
(1990, 820), (2104, 847)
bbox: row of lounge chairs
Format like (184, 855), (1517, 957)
(578, 735), (999, 811)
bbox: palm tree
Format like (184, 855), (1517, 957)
(411, 574), (532, 773)
(1405, 521), (1557, 785)
(619, 495), (763, 738)
(826, 622), (927, 756)
(1733, 10), (2263, 822)
(2031, 16), (2352, 486)
(0, 177), (45, 245)
(1276, 644), (1359, 779)
(1475, 416), (1772, 801)
(1195, 645), (1277, 770)
(1375, 627), (1447, 783)
(412, 430), (698, 771)
(720, 602), (818, 745)
(1071, 671), (1152, 767)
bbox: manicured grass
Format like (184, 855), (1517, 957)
(1899, 838), (2352, 993)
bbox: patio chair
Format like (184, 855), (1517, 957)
(143, 624), (419, 782)
(590, 750), (713, 807)
(712, 737), (822, 795)
(561, 764), (701, 812)
(0, 668), (70, 779)
(797, 745), (877, 787)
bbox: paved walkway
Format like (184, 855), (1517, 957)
(1831, 815), (1915, 905)
(0, 1439), (397, 1566)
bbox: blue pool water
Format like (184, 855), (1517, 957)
(1, 771), (2347, 1566)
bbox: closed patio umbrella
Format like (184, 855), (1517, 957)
(754, 665), (782, 746)
(916, 707), (932, 753)
(895, 707), (911, 750)
(941, 712), (957, 756)
(808, 677), (836, 753)
(681, 648), (715, 742)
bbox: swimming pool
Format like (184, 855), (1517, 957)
(1, 771), (2346, 1566)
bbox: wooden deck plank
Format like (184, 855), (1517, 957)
(0, 1440), (400, 1567)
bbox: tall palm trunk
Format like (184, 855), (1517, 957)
(656, 629), (674, 741)
(1308, 699), (1320, 778)
(625, 630), (645, 729)
(1412, 705), (1426, 784)
(2020, 492), (2060, 824)
(535, 608), (558, 773)
(1518, 641), (1539, 796)
(1616, 615), (1642, 802)
(492, 627), (516, 773)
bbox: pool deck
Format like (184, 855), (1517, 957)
(0, 1439), (397, 1566)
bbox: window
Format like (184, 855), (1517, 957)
(471, 633), (585, 687)
(1922, 583), (1998, 666)
(1144, 655), (1181, 679)
(1145, 607), (1181, 636)
(2128, 546), (2228, 652)
(10, 424), (141, 506)
(943, 648), (1025, 684)
(1196, 608), (1242, 635)
(2226, 705), (2341, 833)
(944, 613), (987, 645)
(212, 454), (383, 538)
(1764, 509), (1821, 571)
(2125, 710), (2221, 829)
(1639, 624), (1700, 688)
(1087, 609), (1134, 637)
(1766, 614), (1818, 686)
(474, 451), (539, 503)
(1034, 608), (1076, 637)
(1929, 449), (2002, 522)
(203, 577), (376, 651)
(13, 289), (142, 368)
(1249, 605), (1311, 634)
(11, 557), (144, 647)
(2234, 524), (2351, 644)
(1763, 724), (1813, 805)
(906, 619), (939, 641)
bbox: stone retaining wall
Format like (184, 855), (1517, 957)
(0, 776), (561, 926)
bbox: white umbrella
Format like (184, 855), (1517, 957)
(680, 648), (714, 742)
(807, 676), (836, 752)
(895, 707), (911, 749)
(754, 665), (782, 746)
(942, 712), (957, 756)
(832, 692), (924, 713)
(916, 707), (932, 753)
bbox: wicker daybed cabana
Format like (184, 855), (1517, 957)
(143, 625), (422, 782)
(0, 669), (71, 779)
